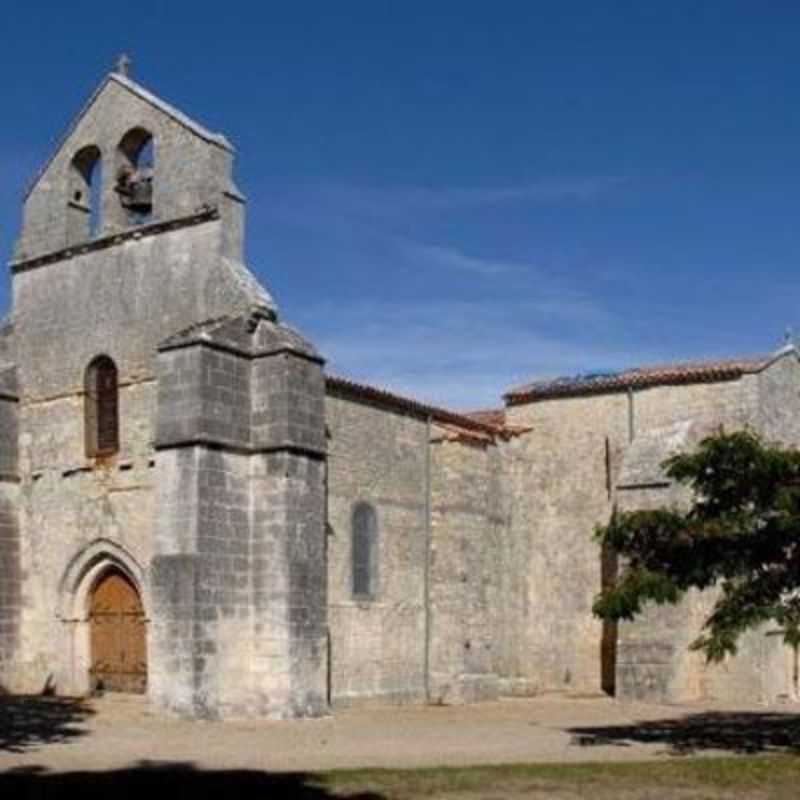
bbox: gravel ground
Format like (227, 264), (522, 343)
(0, 695), (800, 800)
(1, 692), (798, 774)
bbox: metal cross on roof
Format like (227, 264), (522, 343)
(115, 53), (132, 77)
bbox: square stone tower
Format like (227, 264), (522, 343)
(0, 65), (329, 719)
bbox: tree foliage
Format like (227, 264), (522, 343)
(593, 429), (800, 661)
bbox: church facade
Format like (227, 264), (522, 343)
(0, 69), (797, 718)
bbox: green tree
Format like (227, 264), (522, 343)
(594, 429), (800, 661)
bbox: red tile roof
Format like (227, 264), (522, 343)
(504, 355), (771, 405)
(464, 408), (507, 427)
(325, 375), (510, 438)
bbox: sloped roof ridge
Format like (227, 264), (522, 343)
(325, 374), (509, 436)
(25, 71), (232, 200)
(220, 257), (276, 312)
(111, 73), (233, 151)
(464, 408), (506, 427)
(505, 348), (797, 404)
(159, 314), (235, 347)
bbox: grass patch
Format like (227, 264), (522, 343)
(314, 756), (800, 799)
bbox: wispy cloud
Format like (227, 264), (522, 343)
(252, 175), (638, 407)
(297, 299), (654, 409)
(403, 242), (529, 277)
(309, 176), (630, 213)
(263, 176), (630, 235)
(396, 241), (615, 325)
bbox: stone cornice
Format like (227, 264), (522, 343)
(10, 207), (220, 275)
(154, 438), (326, 459)
(157, 335), (324, 365)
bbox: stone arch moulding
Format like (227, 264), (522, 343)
(56, 538), (149, 696)
(57, 537), (148, 623)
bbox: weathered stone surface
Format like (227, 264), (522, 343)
(1, 70), (328, 718)
(2, 66), (798, 716)
(16, 73), (247, 266)
(505, 351), (800, 705)
(325, 394), (429, 707)
(428, 436), (508, 704)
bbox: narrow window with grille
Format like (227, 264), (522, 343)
(85, 356), (119, 457)
(352, 503), (378, 598)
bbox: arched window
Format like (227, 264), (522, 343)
(67, 145), (103, 242)
(115, 128), (154, 225)
(352, 502), (378, 598)
(85, 356), (119, 457)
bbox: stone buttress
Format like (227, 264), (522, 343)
(151, 314), (328, 718)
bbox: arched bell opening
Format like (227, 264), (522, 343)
(66, 145), (103, 243)
(113, 127), (155, 227)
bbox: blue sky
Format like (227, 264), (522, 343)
(2, 2), (800, 409)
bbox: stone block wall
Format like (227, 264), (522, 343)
(635, 378), (758, 432)
(155, 344), (250, 449)
(505, 370), (764, 698)
(10, 66), (800, 718)
(507, 351), (800, 705)
(11, 376), (155, 695)
(252, 345), (327, 453)
(614, 479), (710, 702)
(428, 433), (512, 703)
(614, 357), (800, 705)
(701, 625), (796, 704)
(324, 391), (525, 708)
(251, 451), (327, 717)
(505, 392), (627, 695)
(13, 221), (264, 401)
(150, 446), (253, 717)
(5, 69), (275, 698)
(0, 481), (21, 690)
(0, 372), (19, 688)
(325, 393), (429, 707)
(151, 316), (328, 719)
(6, 214), (266, 696)
(756, 353), (800, 446)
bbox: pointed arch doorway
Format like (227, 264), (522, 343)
(89, 568), (147, 693)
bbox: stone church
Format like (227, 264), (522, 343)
(0, 66), (797, 718)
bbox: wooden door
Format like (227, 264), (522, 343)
(89, 569), (147, 693)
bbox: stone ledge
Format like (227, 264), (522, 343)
(158, 336), (322, 365)
(10, 207), (220, 274)
(154, 437), (326, 459)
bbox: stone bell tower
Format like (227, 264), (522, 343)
(2, 61), (328, 718)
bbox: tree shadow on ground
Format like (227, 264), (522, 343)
(569, 710), (800, 755)
(0, 694), (95, 753)
(0, 761), (385, 800)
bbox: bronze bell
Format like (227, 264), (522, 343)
(126, 176), (152, 213)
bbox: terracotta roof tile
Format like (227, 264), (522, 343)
(504, 354), (775, 405)
(325, 375), (512, 438)
(464, 408), (506, 427)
